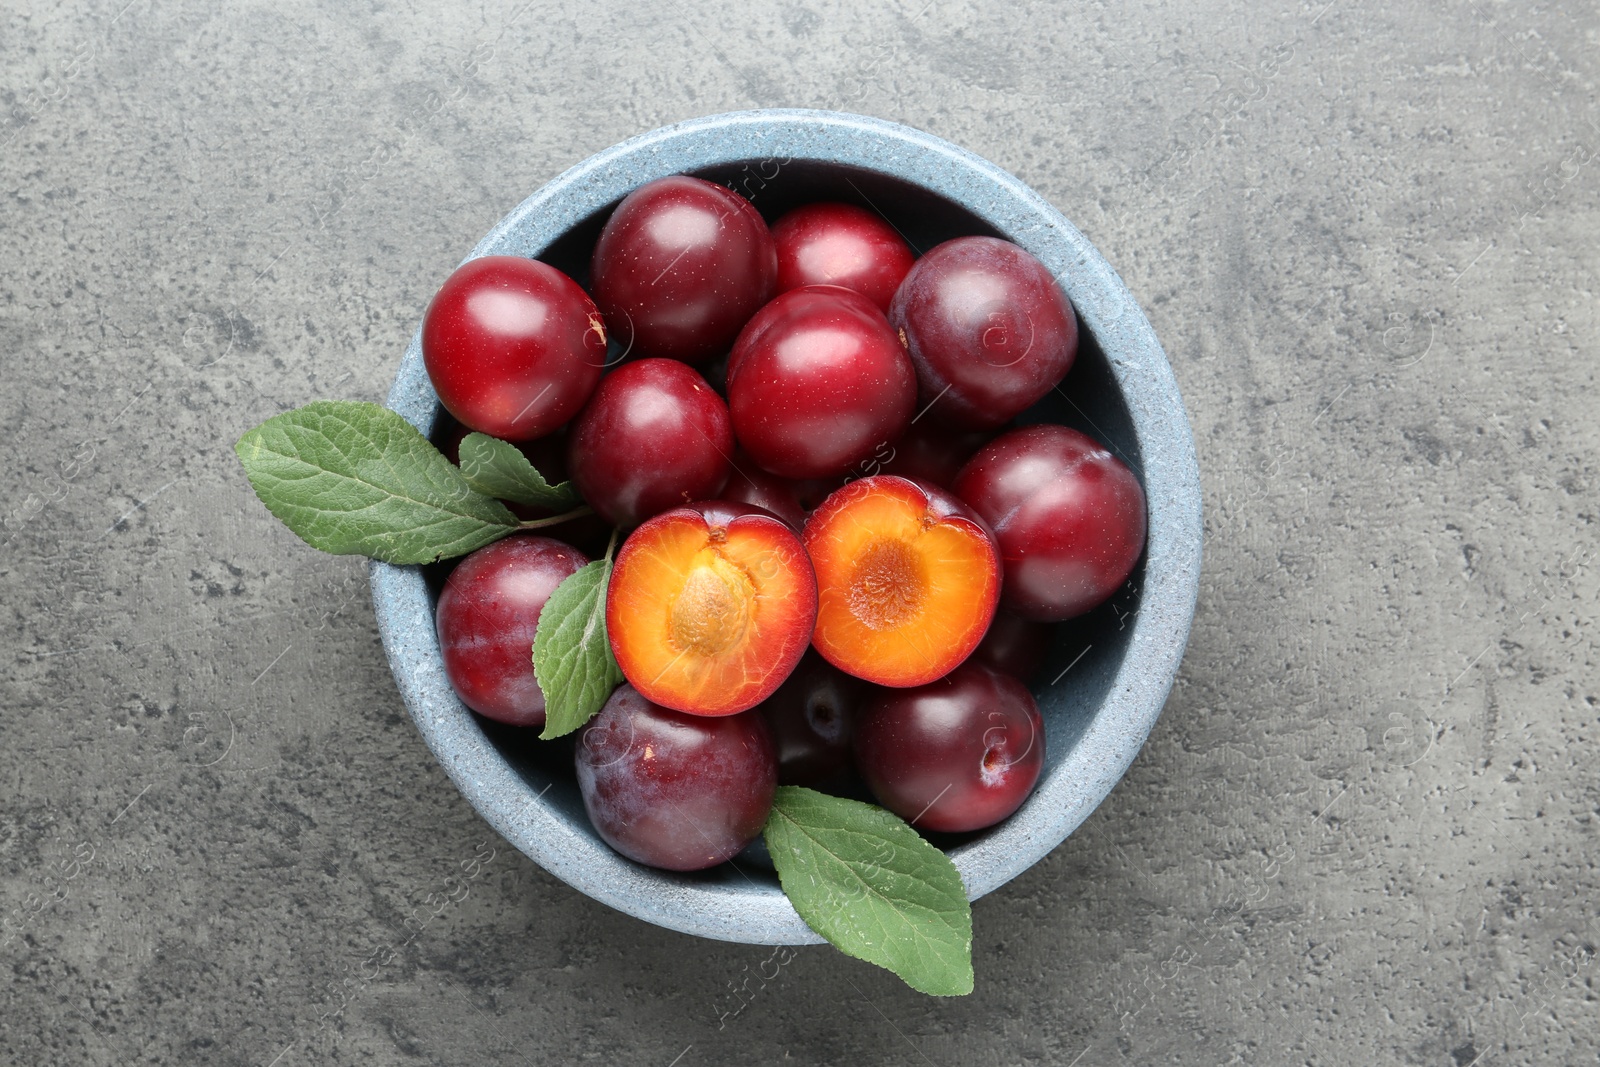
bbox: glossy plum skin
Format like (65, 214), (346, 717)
(422, 256), (607, 441)
(889, 236), (1078, 431)
(590, 175), (778, 365)
(434, 535), (589, 727)
(771, 202), (916, 312)
(566, 358), (733, 527)
(971, 608), (1053, 680)
(757, 649), (868, 786)
(854, 661), (1044, 833)
(726, 285), (917, 480)
(954, 425), (1147, 621)
(575, 684), (777, 871)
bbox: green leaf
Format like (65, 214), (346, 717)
(235, 401), (519, 565)
(458, 432), (581, 511)
(764, 786), (973, 996)
(533, 558), (624, 739)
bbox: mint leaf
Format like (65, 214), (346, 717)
(764, 786), (973, 996)
(533, 558), (624, 739)
(235, 401), (519, 564)
(458, 432), (581, 511)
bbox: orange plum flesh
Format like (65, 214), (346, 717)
(607, 502), (817, 716)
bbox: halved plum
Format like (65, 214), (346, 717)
(606, 501), (817, 716)
(802, 475), (999, 688)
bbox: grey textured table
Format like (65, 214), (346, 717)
(3, 2), (1596, 1064)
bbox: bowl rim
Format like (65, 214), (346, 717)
(370, 107), (1202, 945)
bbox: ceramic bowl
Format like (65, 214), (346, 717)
(370, 108), (1202, 944)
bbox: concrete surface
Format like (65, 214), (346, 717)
(2, 1), (1597, 1064)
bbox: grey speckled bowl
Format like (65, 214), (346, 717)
(371, 109), (1202, 945)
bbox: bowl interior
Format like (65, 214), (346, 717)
(373, 110), (1199, 944)
(432, 160), (1143, 851)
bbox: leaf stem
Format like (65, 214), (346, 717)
(515, 505), (594, 529)
(603, 526), (621, 562)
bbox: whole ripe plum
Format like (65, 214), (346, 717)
(771, 201), (915, 312)
(422, 256), (607, 441)
(954, 425), (1146, 621)
(726, 285), (916, 480)
(566, 358), (733, 528)
(575, 684), (777, 871)
(757, 649), (868, 786)
(854, 661), (1044, 833)
(889, 236), (1077, 431)
(435, 535), (588, 728)
(589, 175), (777, 365)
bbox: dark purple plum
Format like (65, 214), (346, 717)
(566, 358), (733, 528)
(876, 419), (993, 490)
(575, 684), (777, 871)
(589, 175), (777, 365)
(854, 661), (1044, 833)
(889, 236), (1077, 431)
(954, 425), (1146, 621)
(757, 649), (867, 786)
(719, 452), (809, 530)
(971, 608), (1052, 680)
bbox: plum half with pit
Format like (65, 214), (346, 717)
(803, 475), (1000, 688)
(606, 501), (816, 717)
